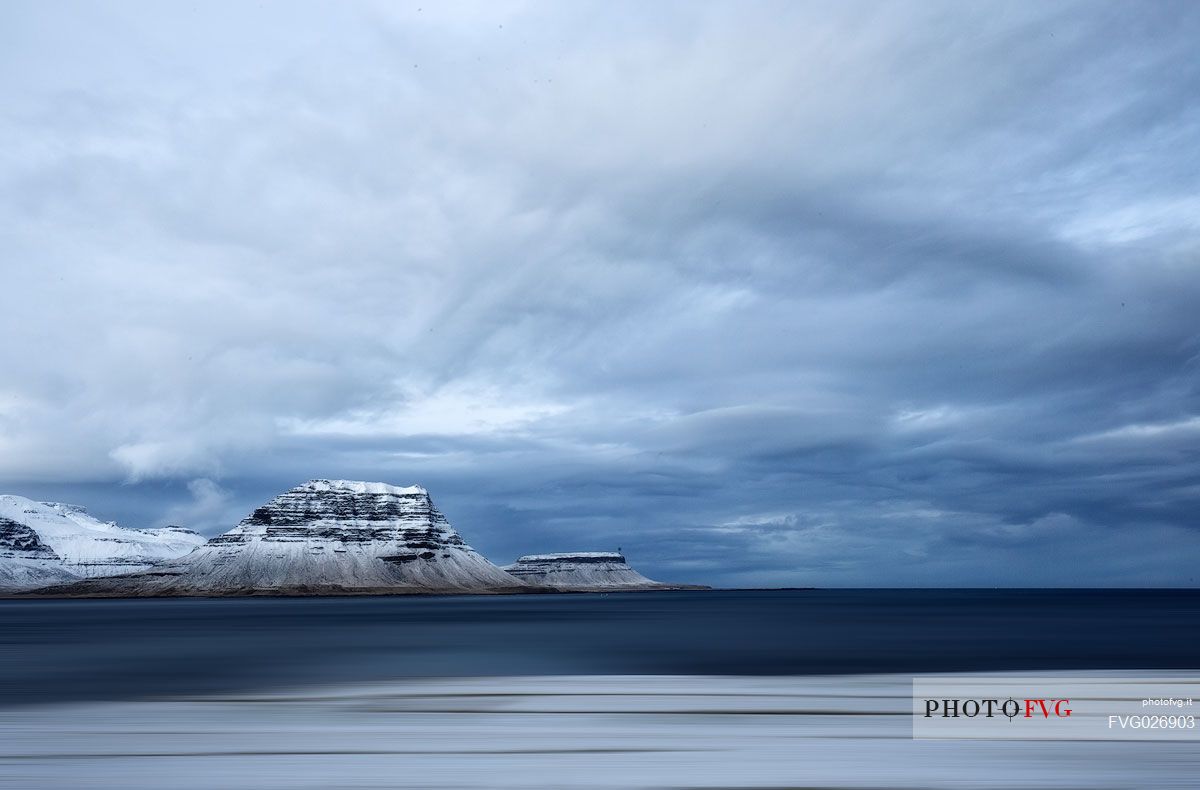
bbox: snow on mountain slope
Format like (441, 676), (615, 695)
(0, 495), (205, 586)
(47, 480), (528, 596)
(0, 558), (79, 592)
(0, 516), (79, 591)
(503, 552), (684, 590)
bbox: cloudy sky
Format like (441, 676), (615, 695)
(2, 1), (1198, 586)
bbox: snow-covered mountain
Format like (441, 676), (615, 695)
(48, 480), (527, 596)
(0, 495), (205, 591)
(503, 552), (682, 590)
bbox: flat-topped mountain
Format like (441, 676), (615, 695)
(46, 480), (527, 596)
(0, 495), (205, 591)
(504, 551), (702, 591)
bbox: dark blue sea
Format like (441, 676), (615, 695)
(2, 589), (1198, 707)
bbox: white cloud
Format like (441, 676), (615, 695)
(1075, 416), (1200, 444)
(159, 478), (238, 533)
(109, 440), (220, 483)
(280, 380), (572, 438)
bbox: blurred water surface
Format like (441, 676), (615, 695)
(2, 589), (1198, 707)
(6, 673), (1200, 789)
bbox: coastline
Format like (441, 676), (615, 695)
(3, 583), (711, 600)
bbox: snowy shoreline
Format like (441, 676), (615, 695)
(2, 672), (1197, 788)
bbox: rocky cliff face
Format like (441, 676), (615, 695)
(0, 517), (61, 560)
(503, 552), (676, 590)
(0, 515), (78, 591)
(47, 480), (527, 596)
(0, 495), (205, 591)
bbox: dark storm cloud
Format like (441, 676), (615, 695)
(1, 0), (1198, 585)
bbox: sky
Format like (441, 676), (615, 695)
(1, 1), (1198, 587)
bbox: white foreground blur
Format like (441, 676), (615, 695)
(2, 673), (1198, 789)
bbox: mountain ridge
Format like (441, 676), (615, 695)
(39, 480), (528, 596)
(0, 495), (205, 590)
